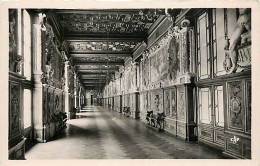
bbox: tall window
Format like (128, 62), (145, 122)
(212, 9), (226, 76)
(23, 9), (31, 80)
(24, 89), (32, 128)
(197, 9), (237, 79)
(197, 9), (226, 128)
(197, 12), (210, 80)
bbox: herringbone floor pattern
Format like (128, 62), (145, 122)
(25, 105), (225, 159)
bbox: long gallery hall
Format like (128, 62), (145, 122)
(7, 8), (251, 160)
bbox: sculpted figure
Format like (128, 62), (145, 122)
(228, 8), (251, 73)
(45, 64), (51, 84)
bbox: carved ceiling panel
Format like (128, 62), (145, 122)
(68, 41), (137, 52)
(57, 9), (163, 34)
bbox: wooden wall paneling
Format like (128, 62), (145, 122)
(8, 73), (27, 159)
(163, 87), (177, 136)
(9, 80), (23, 147)
(150, 89), (163, 114)
(164, 89), (171, 117)
(176, 85), (186, 140)
(223, 77), (251, 159)
(245, 79), (251, 134)
(226, 81), (244, 131)
(140, 91), (148, 122)
(214, 129), (225, 147)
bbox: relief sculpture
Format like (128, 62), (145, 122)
(224, 8), (251, 74)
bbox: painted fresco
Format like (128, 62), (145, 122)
(168, 36), (180, 80)
(150, 45), (169, 83)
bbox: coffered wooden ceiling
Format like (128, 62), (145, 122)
(52, 9), (166, 90)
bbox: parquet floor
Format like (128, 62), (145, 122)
(25, 105), (226, 159)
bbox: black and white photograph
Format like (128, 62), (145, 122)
(1, 1), (260, 166)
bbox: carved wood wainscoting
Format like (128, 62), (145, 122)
(164, 84), (196, 141)
(114, 95), (121, 112)
(42, 84), (66, 141)
(223, 76), (251, 159)
(197, 74), (251, 158)
(164, 86), (177, 136)
(9, 72), (26, 160)
(195, 8), (251, 158)
(149, 88), (164, 115)
(140, 91), (150, 122)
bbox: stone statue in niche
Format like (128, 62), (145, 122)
(224, 8), (251, 74)
(44, 64), (51, 84)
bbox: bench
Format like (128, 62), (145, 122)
(146, 110), (165, 131)
(123, 107), (131, 117)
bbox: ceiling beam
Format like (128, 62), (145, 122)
(83, 84), (106, 87)
(64, 33), (146, 40)
(80, 75), (108, 78)
(80, 73), (107, 76)
(82, 81), (107, 83)
(83, 84), (106, 86)
(81, 79), (107, 81)
(77, 67), (118, 71)
(81, 78), (108, 81)
(66, 38), (144, 42)
(74, 62), (124, 66)
(71, 53), (131, 58)
(77, 70), (115, 73)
